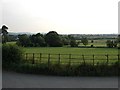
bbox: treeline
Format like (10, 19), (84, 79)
(1, 25), (120, 48)
(106, 35), (120, 48)
(16, 31), (80, 47)
(0, 25), (90, 47)
(16, 31), (120, 48)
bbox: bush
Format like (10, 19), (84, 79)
(6, 62), (119, 76)
(2, 44), (24, 66)
(91, 45), (94, 47)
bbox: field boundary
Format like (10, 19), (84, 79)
(24, 53), (120, 66)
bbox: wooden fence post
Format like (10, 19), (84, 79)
(93, 54), (94, 66)
(32, 53), (35, 64)
(58, 54), (60, 64)
(118, 54), (120, 64)
(26, 53), (28, 60)
(48, 54), (50, 66)
(40, 53), (42, 63)
(69, 54), (71, 66)
(24, 53), (119, 66)
(106, 54), (108, 65)
(82, 55), (85, 65)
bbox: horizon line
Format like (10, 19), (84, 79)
(8, 31), (118, 35)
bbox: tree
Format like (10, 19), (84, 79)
(113, 40), (117, 47)
(106, 40), (114, 48)
(91, 40), (94, 43)
(61, 35), (70, 45)
(68, 35), (74, 40)
(45, 31), (63, 47)
(90, 40), (94, 47)
(67, 35), (79, 47)
(70, 40), (79, 47)
(106, 40), (118, 48)
(118, 35), (120, 48)
(81, 37), (88, 46)
(7, 35), (18, 42)
(1, 25), (8, 43)
(17, 34), (31, 47)
(30, 33), (46, 47)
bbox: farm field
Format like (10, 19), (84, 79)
(78, 39), (115, 47)
(23, 47), (118, 65)
(23, 47), (118, 55)
(6, 41), (118, 55)
(6, 41), (119, 65)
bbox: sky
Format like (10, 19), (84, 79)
(2, 0), (119, 34)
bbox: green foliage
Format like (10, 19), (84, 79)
(113, 40), (118, 47)
(106, 40), (113, 48)
(1, 25), (8, 44)
(2, 44), (23, 66)
(91, 40), (94, 43)
(68, 35), (79, 47)
(16, 31), (65, 47)
(5, 62), (119, 76)
(106, 40), (118, 48)
(61, 35), (70, 45)
(70, 40), (78, 47)
(45, 31), (63, 47)
(91, 45), (94, 47)
(117, 35), (120, 48)
(81, 37), (88, 46)
(7, 35), (18, 42)
(17, 34), (31, 47)
(30, 33), (46, 47)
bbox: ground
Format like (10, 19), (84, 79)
(2, 70), (118, 88)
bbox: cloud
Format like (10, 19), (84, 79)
(2, 0), (118, 34)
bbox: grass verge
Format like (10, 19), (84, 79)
(3, 61), (119, 76)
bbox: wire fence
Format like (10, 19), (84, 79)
(23, 53), (120, 66)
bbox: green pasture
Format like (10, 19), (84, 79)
(91, 40), (107, 46)
(78, 39), (108, 47)
(23, 47), (118, 65)
(5, 41), (119, 65)
(23, 47), (118, 55)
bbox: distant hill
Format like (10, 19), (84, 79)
(70, 34), (118, 40)
(8, 32), (34, 35)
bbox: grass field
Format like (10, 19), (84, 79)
(23, 47), (118, 55)
(6, 41), (118, 55)
(6, 41), (119, 65)
(23, 47), (118, 65)
(76, 39), (109, 47)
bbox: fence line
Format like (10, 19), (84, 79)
(23, 53), (120, 66)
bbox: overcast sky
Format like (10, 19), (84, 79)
(2, 0), (119, 34)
